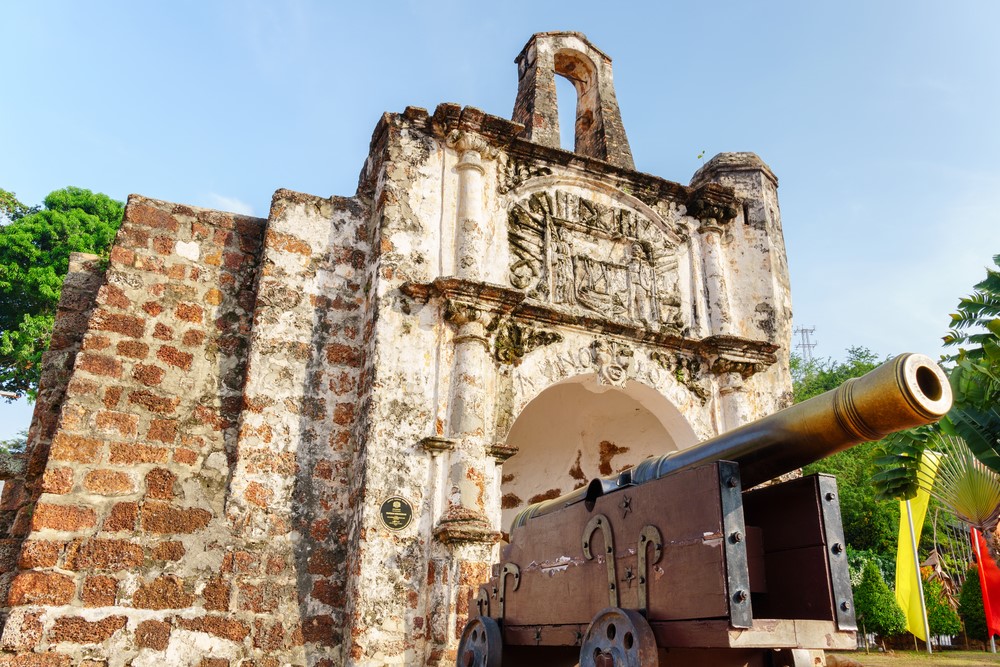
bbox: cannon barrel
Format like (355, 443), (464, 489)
(513, 352), (952, 530)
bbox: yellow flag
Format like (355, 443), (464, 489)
(894, 451), (940, 641)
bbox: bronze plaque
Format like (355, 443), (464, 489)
(380, 496), (413, 530)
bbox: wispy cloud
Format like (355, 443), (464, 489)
(206, 193), (254, 216)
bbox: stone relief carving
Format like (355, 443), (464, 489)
(511, 341), (705, 416)
(589, 339), (633, 387)
(711, 357), (767, 379)
(498, 156), (552, 195)
(650, 351), (711, 404)
(491, 319), (563, 366)
(443, 299), (483, 326)
(508, 190), (684, 331)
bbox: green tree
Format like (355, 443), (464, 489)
(790, 346), (883, 403)
(798, 347), (902, 556)
(0, 187), (123, 399)
(854, 559), (907, 638)
(958, 566), (989, 642)
(0, 189), (38, 223)
(874, 255), (1000, 501)
(942, 254), (1000, 473)
(0, 429), (27, 454)
(849, 548), (896, 591)
(925, 575), (962, 637)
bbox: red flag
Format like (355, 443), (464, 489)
(972, 528), (1000, 638)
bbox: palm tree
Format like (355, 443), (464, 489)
(919, 436), (1000, 568)
(942, 254), (1000, 472)
(874, 255), (1000, 498)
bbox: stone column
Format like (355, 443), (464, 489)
(715, 364), (753, 433)
(687, 185), (751, 432)
(447, 130), (490, 280)
(697, 217), (734, 337)
(439, 299), (495, 539)
(425, 131), (502, 664)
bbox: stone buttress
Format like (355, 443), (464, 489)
(0, 32), (793, 666)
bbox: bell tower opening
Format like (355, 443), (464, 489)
(554, 72), (577, 151)
(553, 49), (600, 157)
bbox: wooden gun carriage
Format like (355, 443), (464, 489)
(459, 353), (953, 667)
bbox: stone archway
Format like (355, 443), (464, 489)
(499, 374), (697, 531)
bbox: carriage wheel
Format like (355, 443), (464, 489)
(456, 615), (502, 667)
(579, 607), (658, 667)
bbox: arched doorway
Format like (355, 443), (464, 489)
(500, 374), (698, 531)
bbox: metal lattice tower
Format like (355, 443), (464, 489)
(794, 326), (817, 363)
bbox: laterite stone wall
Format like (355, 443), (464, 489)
(0, 194), (373, 666)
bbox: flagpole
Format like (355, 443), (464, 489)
(906, 500), (932, 654)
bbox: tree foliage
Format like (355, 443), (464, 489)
(0, 187), (123, 399)
(872, 255), (1000, 513)
(925, 574), (962, 637)
(790, 346), (883, 403)
(849, 548), (896, 590)
(854, 559), (907, 638)
(958, 566), (990, 641)
(0, 429), (27, 455)
(939, 255), (1000, 480)
(0, 189), (38, 223)
(798, 347), (902, 556)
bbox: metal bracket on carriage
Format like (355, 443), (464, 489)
(582, 514), (618, 607)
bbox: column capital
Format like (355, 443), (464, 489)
(687, 182), (738, 231)
(446, 129), (497, 164)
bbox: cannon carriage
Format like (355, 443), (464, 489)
(459, 353), (953, 667)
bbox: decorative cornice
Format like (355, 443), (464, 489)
(402, 277), (526, 314)
(487, 442), (519, 462)
(434, 505), (501, 546)
(687, 183), (738, 229)
(400, 279), (779, 377)
(396, 105), (739, 215)
(419, 436), (457, 455)
(704, 334), (778, 379)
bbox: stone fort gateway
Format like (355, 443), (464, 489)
(2, 32), (798, 666)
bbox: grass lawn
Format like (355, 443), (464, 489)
(833, 649), (1000, 666)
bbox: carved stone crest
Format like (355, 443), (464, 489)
(589, 339), (633, 387)
(492, 319), (563, 366)
(498, 156), (552, 195)
(508, 190), (683, 331)
(651, 350), (711, 404)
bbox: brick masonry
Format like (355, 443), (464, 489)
(1, 33), (794, 667)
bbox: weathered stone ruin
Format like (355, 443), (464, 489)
(0, 32), (792, 666)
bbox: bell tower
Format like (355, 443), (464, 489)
(512, 31), (635, 169)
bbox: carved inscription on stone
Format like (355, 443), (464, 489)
(508, 191), (683, 331)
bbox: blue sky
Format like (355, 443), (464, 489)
(2, 1), (998, 438)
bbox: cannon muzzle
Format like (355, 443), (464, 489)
(513, 353), (951, 530)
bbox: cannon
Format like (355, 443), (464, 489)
(459, 353), (953, 667)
